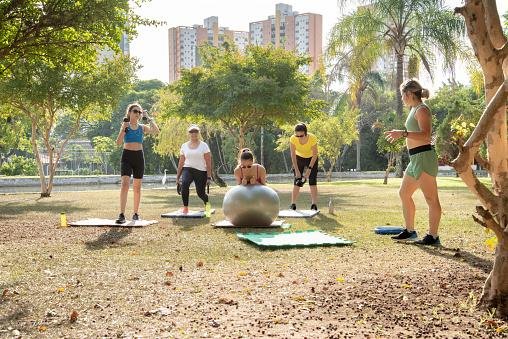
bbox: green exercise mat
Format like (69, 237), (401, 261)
(237, 230), (353, 248)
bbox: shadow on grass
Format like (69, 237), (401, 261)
(306, 212), (345, 232)
(399, 243), (493, 274)
(85, 227), (133, 251)
(0, 199), (90, 217)
(165, 217), (211, 231)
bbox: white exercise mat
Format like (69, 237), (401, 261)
(69, 218), (158, 227)
(161, 209), (216, 218)
(278, 209), (320, 218)
(212, 219), (286, 228)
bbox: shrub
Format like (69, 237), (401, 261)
(0, 155), (38, 176)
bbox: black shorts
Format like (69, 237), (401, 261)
(121, 149), (144, 179)
(293, 155), (318, 185)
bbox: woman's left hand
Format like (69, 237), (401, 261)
(304, 168), (311, 179)
(384, 130), (404, 143)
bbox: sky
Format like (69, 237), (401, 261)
(130, 0), (508, 89)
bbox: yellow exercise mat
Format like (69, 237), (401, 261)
(69, 218), (158, 227)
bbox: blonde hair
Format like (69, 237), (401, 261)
(400, 79), (429, 99)
(124, 103), (142, 120)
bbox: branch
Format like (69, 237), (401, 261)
(455, 1), (494, 62)
(483, 0), (507, 49)
(475, 205), (504, 241)
(474, 151), (490, 171)
(452, 158), (499, 214)
(463, 81), (507, 149)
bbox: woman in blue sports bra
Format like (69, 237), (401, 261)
(384, 79), (442, 246)
(114, 103), (160, 224)
(234, 148), (266, 185)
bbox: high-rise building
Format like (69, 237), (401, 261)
(168, 4), (322, 83)
(168, 17), (249, 83)
(249, 3), (322, 74)
(98, 32), (130, 62)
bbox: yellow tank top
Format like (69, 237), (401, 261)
(290, 133), (318, 158)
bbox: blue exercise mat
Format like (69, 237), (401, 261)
(237, 230), (353, 248)
(374, 226), (404, 235)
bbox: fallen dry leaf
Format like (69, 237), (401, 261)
(70, 310), (78, 323)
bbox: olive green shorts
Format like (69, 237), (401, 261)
(405, 149), (438, 179)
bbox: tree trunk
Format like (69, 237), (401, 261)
(260, 126), (264, 166)
(238, 125), (246, 152)
(30, 119), (50, 197)
(395, 51), (405, 178)
(479, 243), (508, 317)
(383, 152), (395, 185)
(355, 136), (361, 172)
(326, 167), (332, 182)
(454, 0), (508, 318)
(395, 52), (404, 119)
(282, 149), (289, 173)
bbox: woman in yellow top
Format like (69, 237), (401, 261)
(289, 123), (318, 211)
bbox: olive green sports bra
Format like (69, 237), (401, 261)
(405, 103), (428, 132)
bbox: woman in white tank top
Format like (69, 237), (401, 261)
(176, 125), (212, 214)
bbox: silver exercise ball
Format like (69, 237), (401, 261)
(223, 185), (280, 226)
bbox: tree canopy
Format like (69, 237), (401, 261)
(166, 44), (325, 150)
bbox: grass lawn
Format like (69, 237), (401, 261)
(0, 178), (505, 337)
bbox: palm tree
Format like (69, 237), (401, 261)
(327, 6), (385, 171)
(334, 0), (464, 174)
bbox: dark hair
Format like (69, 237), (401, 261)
(238, 148), (255, 164)
(294, 123), (307, 135)
(400, 79), (430, 100)
(124, 102), (142, 120)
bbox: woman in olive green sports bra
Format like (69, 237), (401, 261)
(384, 79), (442, 246)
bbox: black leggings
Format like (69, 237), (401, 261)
(181, 167), (208, 206)
(294, 155), (318, 185)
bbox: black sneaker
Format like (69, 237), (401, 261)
(132, 213), (140, 221)
(115, 213), (126, 224)
(310, 204), (318, 211)
(391, 229), (417, 241)
(289, 203), (296, 210)
(415, 234), (440, 246)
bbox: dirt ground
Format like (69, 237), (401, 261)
(0, 180), (506, 338)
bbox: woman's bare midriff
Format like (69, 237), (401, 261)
(406, 138), (431, 150)
(123, 142), (143, 151)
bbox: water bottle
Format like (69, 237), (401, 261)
(60, 212), (67, 227)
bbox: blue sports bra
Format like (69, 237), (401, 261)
(124, 125), (144, 143)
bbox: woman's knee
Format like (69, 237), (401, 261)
(121, 177), (130, 188)
(424, 194), (441, 208)
(398, 187), (411, 200)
